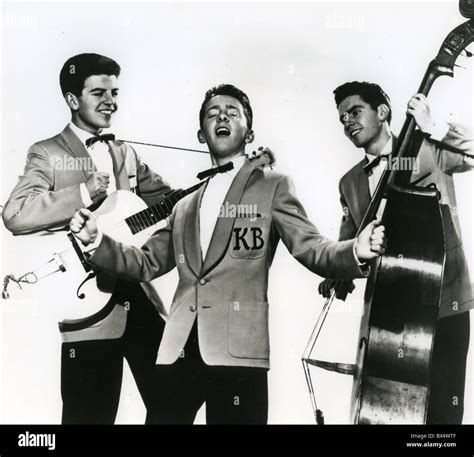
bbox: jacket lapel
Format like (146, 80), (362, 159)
(356, 161), (371, 224)
(183, 182), (207, 277)
(201, 160), (256, 276)
(59, 125), (96, 180)
(350, 135), (404, 225)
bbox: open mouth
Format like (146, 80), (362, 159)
(215, 126), (230, 137)
(98, 109), (115, 115)
(349, 128), (362, 137)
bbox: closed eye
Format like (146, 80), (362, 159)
(207, 109), (219, 119)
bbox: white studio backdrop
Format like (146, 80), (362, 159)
(1, 0), (472, 424)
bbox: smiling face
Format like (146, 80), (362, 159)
(337, 94), (386, 151)
(67, 74), (119, 134)
(198, 94), (254, 163)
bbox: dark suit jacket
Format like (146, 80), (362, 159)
(338, 125), (473, 318)
(88, 159), (370, 369)
(2, 125), (171, 341)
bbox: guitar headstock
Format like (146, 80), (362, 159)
(246, 147), (276, 169)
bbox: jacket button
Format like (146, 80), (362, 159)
(199, 278), (207, 285)
(190, 305), (196, 312)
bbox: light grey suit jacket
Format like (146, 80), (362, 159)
(338, 125), (473, 318)
(88, 159), (369, 369)
(2, 125), (171, 341)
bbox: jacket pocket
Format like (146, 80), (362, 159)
(227, 300), (269, 359)
(229, 217), (267, 260)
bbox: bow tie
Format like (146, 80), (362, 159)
(196, 161), (234, 180)
(363, 153), (390, 174)
(85, 133), (115, 148)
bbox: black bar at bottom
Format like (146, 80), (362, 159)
(0, 424), (472, 451)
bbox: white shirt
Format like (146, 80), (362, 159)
(199, 155), (246, 259)
(68, 122), (117, 206)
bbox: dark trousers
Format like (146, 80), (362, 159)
(427, 311), (470, 424)
(61, 282), (165, 424)
(146, 323), (268, 424)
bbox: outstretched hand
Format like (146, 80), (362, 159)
(355, 219), (386, 262)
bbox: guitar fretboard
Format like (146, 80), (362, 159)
(125, 182), (205, 234)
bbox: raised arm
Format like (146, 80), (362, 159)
(407, 94), (474, 175)
(70, 208), (176, 282)
(271, 175), (384, 279)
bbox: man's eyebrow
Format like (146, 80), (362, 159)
(206, 104), (220, 112)
(89, 87), (119, 92)
(339, 104), (363, 122)
(206, 103), (241, 113)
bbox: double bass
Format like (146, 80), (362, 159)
(302, 0), (474, 424)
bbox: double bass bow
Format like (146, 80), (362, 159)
(303, 0), (474, 424)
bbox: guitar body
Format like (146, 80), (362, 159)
(2, 190), (167, 321)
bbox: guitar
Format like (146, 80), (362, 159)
(2, 151), (275, 321)
(2, 184), (203, 321)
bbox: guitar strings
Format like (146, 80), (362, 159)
(119, 139), (208, 154)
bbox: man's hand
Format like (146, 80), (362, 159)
(407, 93), (435, 134)
(355, 219), (386, 262)
(318, 278), (355, 300)
(86, 172), (110, 200)
(70, 208), (99, 246)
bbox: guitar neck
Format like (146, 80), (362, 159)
(125, 182), (205, 235)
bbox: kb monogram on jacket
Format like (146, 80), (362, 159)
(233, 226), (264, 251)
(230, 209), (267, 258)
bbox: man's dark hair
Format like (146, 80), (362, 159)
(59, 53), (121, 96)
(199, 84), (253, 129)
(333, 81), (392, 124)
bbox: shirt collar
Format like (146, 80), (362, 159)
(228, 155), (247, 177)
(211, 154), (246, 179)
(365, 135), (393, 164)
(69, 122), (95, 146)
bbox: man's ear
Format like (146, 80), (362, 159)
(378, 104), (389, 122)
(197, 129), (207, 144)
(65, 92), (79, 111)
(245, 130), (255, 144)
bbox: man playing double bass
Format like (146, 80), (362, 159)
(319, 81), (473, 424)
